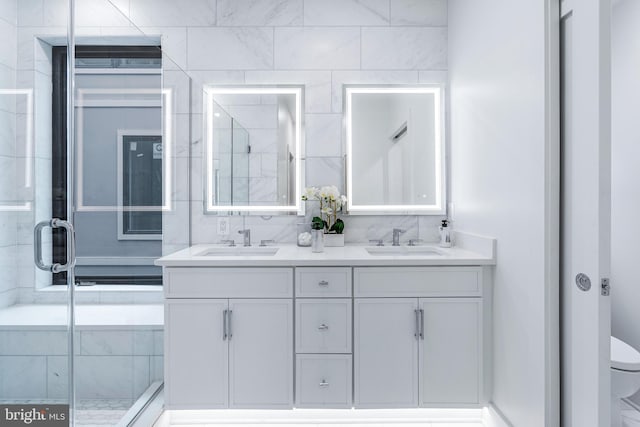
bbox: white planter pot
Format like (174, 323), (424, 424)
(324, 233), (345, 247)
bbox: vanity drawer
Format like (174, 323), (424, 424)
(164, 268), (293, 298)
(354, 267), (482, 297)
(296, 354), (353, 408)
(295, 268), (352, 297)
(296, 299), (352, 353)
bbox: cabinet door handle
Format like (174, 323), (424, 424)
(419, 309), (424, 340)
(414, 309), (420, 339)
(319, 380), (329, 387)
(223, 309), (228, 340)
(228, 310), (233, 340)
(318, 323), (329, 331)
(318, 280), (329, 286)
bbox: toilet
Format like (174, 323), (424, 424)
(611, 336), (640, 427)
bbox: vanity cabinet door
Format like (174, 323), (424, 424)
(354, 298), (419, 408)
(419, 298), (481, 405)
(165, 299), (229, 409)
(228, 299), (293, 409)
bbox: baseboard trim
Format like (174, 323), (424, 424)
(483, 403), (512, 427)
(154, 405), (508, 426)
(152, 409), (170, 427)
(623, 397), (640, 413)
(159, 408), (484, 425)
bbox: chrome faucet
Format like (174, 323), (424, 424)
(219, 239), (236, 247)
(238, 229), (251, 247)
(392, 228), (405, 246)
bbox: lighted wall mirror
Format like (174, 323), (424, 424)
(204, 86), (304, 214)
(345, 85), (446, 215)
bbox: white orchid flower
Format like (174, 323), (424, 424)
(335, 194), (347, 210)
(302, 186), (319, 200)
(319, 185), (340, 201)
(302, 184), (346, 235)
(321, 206), (334, 215)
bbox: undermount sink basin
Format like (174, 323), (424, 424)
(196, 247), (279, 257)
(365, 246), (444, 256)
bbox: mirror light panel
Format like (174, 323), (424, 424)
(345, 86), (446, 214)
(0, 89), (33, 211)
(204, 86), (303, 213)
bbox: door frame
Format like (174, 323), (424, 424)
(555, 0), (612, 426)
(545, 0), (613, 425)
(545, 0), (561, 426)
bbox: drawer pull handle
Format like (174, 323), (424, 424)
(319, 380), (329, 387)
(318, 324), (329, 331)
(318, 280), (329, 286)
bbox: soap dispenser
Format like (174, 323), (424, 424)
(439, 219), (452, 248)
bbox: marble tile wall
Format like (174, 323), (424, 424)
(16, 287), (163, 305)
(12, 16), (57, 303)
(0, 327), (162, 400)
(175, 0), (449, 246)
(13, 0), (450, 269)
(0, 0), (18, 308)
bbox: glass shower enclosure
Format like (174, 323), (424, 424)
(0, 0), (73, 423)
(0, 0), (190, 425)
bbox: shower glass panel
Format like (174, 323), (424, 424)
(71, 52), (164, 423)
(1, 0), (191, 424)
(70, 0), (191, 424)
(0, 0), (72, 423)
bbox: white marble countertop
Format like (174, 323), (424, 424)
(155, 242), (496, 267)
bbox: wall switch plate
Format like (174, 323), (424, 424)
(217, 217), (230, 235)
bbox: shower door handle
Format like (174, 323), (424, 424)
(34, 218), (76, 273)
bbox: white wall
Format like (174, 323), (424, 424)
(352, 96), (391, 205)
(448, 1), (548, 426)
(611, 0), (640, 406)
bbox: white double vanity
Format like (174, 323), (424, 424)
(156, 243), (495, 410)
(157, 83), (497, 412)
